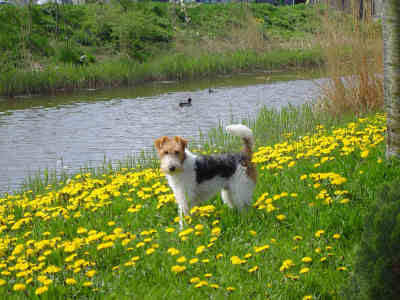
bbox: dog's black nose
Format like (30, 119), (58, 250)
(169, 166), (176, 172)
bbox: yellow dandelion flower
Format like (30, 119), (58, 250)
(300, 267), (310, 274)
(333, 233), (341, 239)
(301, 257), (312, 263)
(171, 265), (186, 273)
(176, 256), (186, 263)
(248, 266), (259, 273)
(195, 280), (208, 288)
(190, 277), (200, 283)
(178, 228), (194, 237)
(136, 242), (145, 248)
(167, 248), (180, 256)
(86, 270), (96, 278)
(280, 259), (295, 272)
(83, 281), (93, 287)
(230, 256), (247, 265)
(300, 174), (308, 180)
(212, 220), (219, 226)
(194, 224), (204, 231)
(97, 241), (114, 250)
(254, 245), (270, 253)
(13, 283), (26, 291)
(189, 258), (199, 264)
(35, 286), (48, 295)
(216, 253), (223, 259)
(293, 235), (303, 241)
(211, 227), (221, 236)
(361, 150), (369, 158)
(65, 278), (77, 285)
(276, 214), (286, 221)
(146, 248), (155, 255)
(43, 265), (61, 274)
(195, 245), (206, 255)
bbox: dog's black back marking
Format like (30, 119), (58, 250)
(194, 153), (248, 184)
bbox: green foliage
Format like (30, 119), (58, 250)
(185, 4), (249, 38)
(345, 176), (400, 299)
(57, 45), (82, 65)
(0, 2), (324, 94)
(251, 3), (320, 37)
(109, 5), (172, 61)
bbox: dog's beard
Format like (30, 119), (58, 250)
(160, 155), (183, 174)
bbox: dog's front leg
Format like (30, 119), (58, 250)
(175, 188), (192, 229)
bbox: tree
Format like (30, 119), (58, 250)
(373, 0), (383, 18)
(383, 0), (400, 158)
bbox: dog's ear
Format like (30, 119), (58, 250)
(154, 136), (169, 151)
(174, 136), (187, 149)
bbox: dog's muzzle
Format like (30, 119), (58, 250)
(160, 155), (182, 174)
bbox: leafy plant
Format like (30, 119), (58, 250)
(344, 177), (400, 299)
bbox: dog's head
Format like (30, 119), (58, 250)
(154, 136), (187, 174)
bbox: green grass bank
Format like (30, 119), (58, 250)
(0, 2), (324, 96)
(1, 104), (397, 299)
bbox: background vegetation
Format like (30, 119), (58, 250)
(0, 2), (322, 95)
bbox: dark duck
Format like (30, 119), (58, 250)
(179, 98), (192, 107)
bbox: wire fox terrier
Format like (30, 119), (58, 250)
(154, 124), (257, 227)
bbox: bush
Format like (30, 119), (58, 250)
(57, 45), (82, 65)
(344, 177), (400, 300)
(110, 7), (172, 62)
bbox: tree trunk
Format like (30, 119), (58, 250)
(383, 0), (400, 158)
(373, 0), (383, 18)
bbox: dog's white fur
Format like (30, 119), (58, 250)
(155, 125), (256, 228)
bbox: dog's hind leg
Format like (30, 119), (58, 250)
(221, 188), (234, 208)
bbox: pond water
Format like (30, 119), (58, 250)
(0, 70), (323, 194)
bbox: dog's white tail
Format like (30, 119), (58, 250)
(226, 124), (254, 156)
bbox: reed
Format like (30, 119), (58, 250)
(317, 5), (383, 115)
(0, 48), (323, 96)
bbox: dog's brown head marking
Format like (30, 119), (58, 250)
(154, 136), (187, 173)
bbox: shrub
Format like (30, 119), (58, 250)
(57, 45), (82, 65)
(344, 177), (400, 299)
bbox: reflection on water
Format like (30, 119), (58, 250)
(0, 71), (323, 193)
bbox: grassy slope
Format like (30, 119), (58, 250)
(0, 3), (323, 96)
(0, 106), (398, 299)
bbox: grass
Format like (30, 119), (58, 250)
(0, 105), (398, 299)
(0, 2), (323, 96)
(0, 48), (323, 96)
(316, 8), (383, 114)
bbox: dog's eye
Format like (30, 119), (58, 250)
(164, 151), (169, 155)
(174, 150), (179, 155)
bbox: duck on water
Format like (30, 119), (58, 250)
(179, 98), (192, 107)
